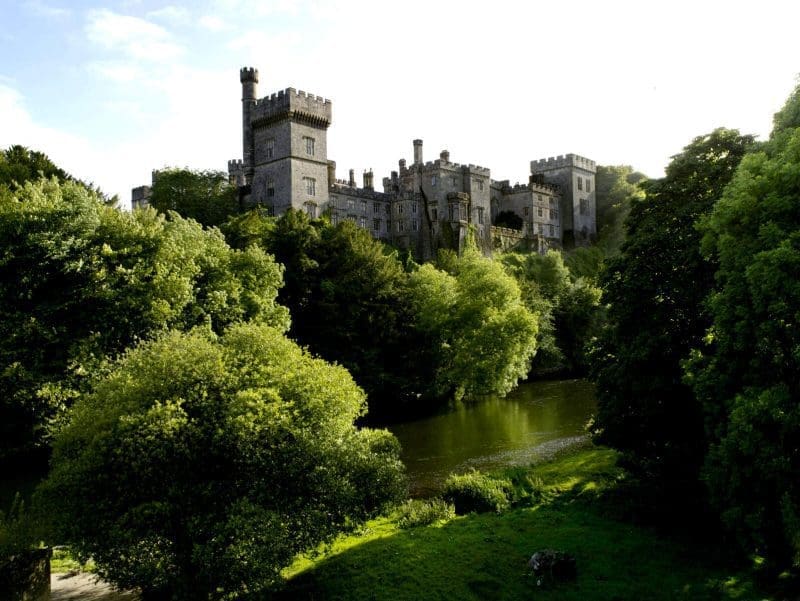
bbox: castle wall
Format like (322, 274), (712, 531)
(212, 67), (599, 260)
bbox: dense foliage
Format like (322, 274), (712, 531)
(148, 168), (239, 228)
(0, 146), (72, 188)
(689, 85), (800, 569)
(0, 178), (287, 459)
(38, 324), (405, 599)
(226, 210), (539, 409)
(500, 250), (602, 374)
(592, 129), (754, 488)
(407, 245), (539, 400)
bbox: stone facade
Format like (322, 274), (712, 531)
(134, 66), (597, 258)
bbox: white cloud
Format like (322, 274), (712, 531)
(85, 9), (185, 62)
(146, 5), (191, 24)
(198, 14), (230, 32)
(24, 0), (70, 19)
(0, 84), (114, 195)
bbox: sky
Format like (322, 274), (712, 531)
(1, 0), (799, 207)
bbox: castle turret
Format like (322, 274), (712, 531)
(240, 67), (259, 182)
(363, 169), (374, 190)
(413, 139), (423, 165)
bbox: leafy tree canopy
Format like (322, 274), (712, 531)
(592, 128), (754, 486)
(0, 178), (288, 459)
(37, 324), (405, 599)
(689, 84), (800, 569)
(149, 168), (239, 228)
(408, 245), (539, 400)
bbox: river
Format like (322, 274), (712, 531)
(386, 379), (597, 496)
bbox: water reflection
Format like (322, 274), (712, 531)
(387, 379), (596, 496)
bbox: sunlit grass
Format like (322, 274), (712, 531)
(281, 447), (770, 600)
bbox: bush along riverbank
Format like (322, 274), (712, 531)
(281, 447), (770, 600)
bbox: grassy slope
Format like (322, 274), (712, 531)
(281, 448), (767, 601)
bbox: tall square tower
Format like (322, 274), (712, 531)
(235, 68), (332, 217)
(530, 154), (596, 247)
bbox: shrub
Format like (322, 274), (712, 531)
(37, 325), (406, 600)
(442, 471), (511, 514)
(0, 495), (37, 558)
(396, 499), (455, 529)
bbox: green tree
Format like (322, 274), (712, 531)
(689, 85), (800, 570)
(408, 246), (539, 400)
(500, 249), (602, 374)
(37, 324), (405, 599)
(594, 165), (646, 254)
(225, 210), (424, 412)
(592, 128), (754, 490)
(149, 168), (239, 228)
(0, 178), (288, 460)
(0, 145), (118, 205)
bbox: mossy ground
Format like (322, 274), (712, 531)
(280, 447), (768, 600)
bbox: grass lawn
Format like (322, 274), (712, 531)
(280, 447), (769, 600)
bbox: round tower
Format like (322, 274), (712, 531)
(240, 67), (259, 179)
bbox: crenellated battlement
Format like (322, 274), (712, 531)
(250, 87), (332, 128)
(240, 67), (258, 83)
(228, 159), (244, 172)
(530, 153), (596, 173)
(416, 159), (490, 175)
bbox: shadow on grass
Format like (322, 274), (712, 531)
(277, 449), (766, 601)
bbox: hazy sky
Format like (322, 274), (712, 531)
(1, 0), (798, 205)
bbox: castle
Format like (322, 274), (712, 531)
(135, 67), (597, 258)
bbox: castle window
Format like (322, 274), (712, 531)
(347, 214), (357, 222)
(304, 136), (315, 156)
(478, 207), (484, 224)
(549, 224), (555, 236)
(361, 200), (367, 213)
(373, 202), (380, 214)
(385, 204), (391, 214)
(373, 218), (381, 231)
(586, 179), (592, 193)
(449, 205), (458, 221)
(305, 202), (316, 219)
(412, 202), (418, 214)
(577, 176), (583, 191)
(539, 223), (545, 234)
(398, 204), (404, 215)
(348, 198), (356, 210)
(359, 216), (366, 228)
(266, 139), (274, 159)
(478, 180), (484, 191)
(304, 177), (316, 196)
(431, 175), (437, 187)
(266, 179), (275, 198)
(412, 219), (418, 231)
(524, 206), (530, 217)
(397, 221), (404, 233)
(331, 214), (339, 225)
(549, 197), (555, 206)
(579, 198), (588, 215)
(451, 177), (457, 187)
(538, 207), (543, 217)
(538, 194), (543, 202)
(432, 207), (438, 221)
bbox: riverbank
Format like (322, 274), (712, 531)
(281, 446), (767, 600)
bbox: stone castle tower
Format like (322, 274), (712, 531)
(230, 67), (332, 218)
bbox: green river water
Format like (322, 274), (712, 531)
(386, 379), (597, 496)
